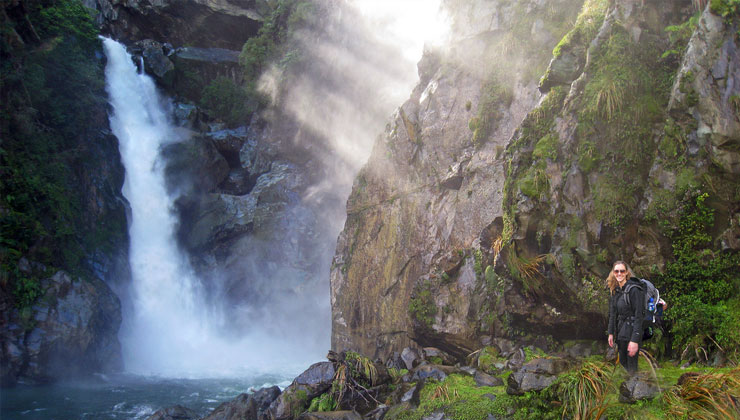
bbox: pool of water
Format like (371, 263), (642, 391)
(0, 373), (294, 420)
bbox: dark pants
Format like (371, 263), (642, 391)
(617, 340), (639, 375)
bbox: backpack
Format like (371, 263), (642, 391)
(624, 278), (662, 341)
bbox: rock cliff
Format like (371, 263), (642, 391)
(330, 0), (740, 360)
(89, 0), (263, 49)
(1, 271), (122, 385)
(1, 0), (128, 385)
(90, 0), (432, 340)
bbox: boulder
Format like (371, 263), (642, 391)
(401, 347), (421, 370)
(506, 370), (558, 395)
(422, 347), (456, 366)
(364, 404), (390, 420)
(421, 411), (447, 420)
(538, 49), (583, 93)
(132, 39), (175, 87)
(474, 371), (504, 387)
(506, 358), (570, 395)
(385, 351), (405, 370)
(505, 348), (526, 371)
(519, 358), (570, 376)
(619, 375), (660, 404)
(294, 362), (336, 395)
(297, 412), (362, 420)
(411, 365), (456, 382)
(203, 386), (280, 420)
(146, 405), (199, 420)
(267, 362), (335, 420)
(401, 384), (422, 406)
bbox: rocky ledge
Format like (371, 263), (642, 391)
(146, 343), (739, 420)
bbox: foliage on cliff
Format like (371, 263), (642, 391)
(0, 0), (125, 306)
(197, 0), (313, 126)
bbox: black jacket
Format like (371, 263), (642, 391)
(608, 277), (645, 344)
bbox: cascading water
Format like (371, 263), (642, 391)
(3, 3), (451, 419)
(103, 38), (211, 375)
(100, 0), (447, 381)
(103, 38), (311, 378)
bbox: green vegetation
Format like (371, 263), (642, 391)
(408, 280), (438, 328)
(477, 346), (503, 373)
(663, 12), (700, 60)
(308, 392), (337, 412)
(1, 0), (126, 307)
(710, 0), (740, 20)
(386, 374), (508, 420)
(197, 0), (313, 125)
(663, 367), (740, 419)
(551, 0), (608, 58)
(200, 76), (253, 126)
(469, 76), (513, 148)
(658, 193), (740, 359)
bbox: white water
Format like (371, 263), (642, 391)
(103, 39), (310, 378)
(101, 0), (448, 379)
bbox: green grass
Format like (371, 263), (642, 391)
(387, 374), (509, 420)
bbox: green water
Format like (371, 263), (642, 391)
(0, 373), (292, 420)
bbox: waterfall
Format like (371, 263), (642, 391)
(101, 1), (447, 378)
(102, 38), (307, 378)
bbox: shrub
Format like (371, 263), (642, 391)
(658, 193), (740, 358)
(1, 0), (117, 306)
(200, 77), (251, 126)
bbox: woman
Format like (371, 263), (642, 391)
(607, 261), (645, 375)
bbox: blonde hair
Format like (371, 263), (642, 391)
(607, 260), (635, 294)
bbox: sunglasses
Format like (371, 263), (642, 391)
(613, 269), (626, 274)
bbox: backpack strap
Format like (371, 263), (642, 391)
(621, 282), (644, 315)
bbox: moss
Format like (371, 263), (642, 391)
(289, 389), (309, 418)
(394, 374), (508, 420)
(473, 250), (485, 277)
(408, 280), (438, 329)
(532, 133), (559, 161)
(470, 76), (513, 147)
(552, 0), (608, 58)
(518, 165), (549, 199)
(428, 356), (444, 365)
(591, 176), (637, 229)
(478, 346), (504, 373)
(484, 265), (502, 295)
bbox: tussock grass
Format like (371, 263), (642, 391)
(594, 74), (626, 121)
(556, 361), (616, 420)
(431, 384), (459, 402)
(330, 351), (380, 409)
(491, 236), (503, 262)
(662, 367), (740, 420)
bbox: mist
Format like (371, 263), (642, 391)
(106, 0), (449, 378)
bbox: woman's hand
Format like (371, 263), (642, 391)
(608, 334), (614, 348)
(628, 341), (639, 357)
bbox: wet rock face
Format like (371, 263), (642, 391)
(332, 0), (739, 361)
(92, 0), (263, 49)
(330, 0), (585, 360)
(1, 272), (122, 386)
